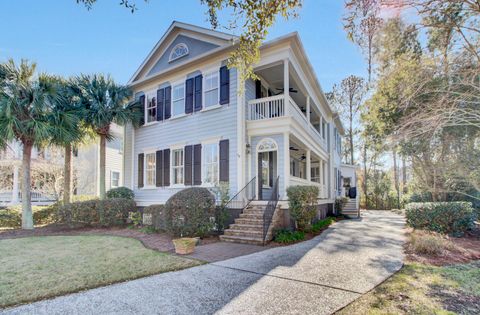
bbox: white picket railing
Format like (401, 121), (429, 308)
(289, 176), (327, 199)
(248, 95), (285, 120)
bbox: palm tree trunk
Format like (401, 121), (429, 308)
(63, 143), (72, 204)
(21, 142), (34, 229)
(99, 135), (106, 199)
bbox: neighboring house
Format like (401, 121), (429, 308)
(124, 21), (358, 243)
(0, 124), (124, 205)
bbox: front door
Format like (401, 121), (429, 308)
(258, 151), (276, 200)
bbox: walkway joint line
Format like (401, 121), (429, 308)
(211, 263), (364, 295)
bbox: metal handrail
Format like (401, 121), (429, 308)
(263, 176), (280, 245)
(221, 177), (256, 213)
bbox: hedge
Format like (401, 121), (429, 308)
(56, 198), (136, 227)
(106, 187), (134, 200)
(0, 208), (21, 228)
(164, 187), (216, 237)
(0, 205), (57, 228)
(405, 202), (477, 234)
(287, 185), (319, 230)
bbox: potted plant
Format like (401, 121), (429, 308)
(172, 237), (197, 255)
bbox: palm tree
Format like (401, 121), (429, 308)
(75, 74), (142, 199)
(0, 60), (78, 229)
(52, 78), (89, 204)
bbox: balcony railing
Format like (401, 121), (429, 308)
(248, 95), (327, 150)
(289, 176), (328, 199)
(248, 95), (285, 120)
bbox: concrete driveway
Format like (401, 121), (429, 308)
(2, 211), (405, 315)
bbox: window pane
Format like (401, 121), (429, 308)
(205, 89), (218, 107)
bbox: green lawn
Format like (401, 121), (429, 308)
(337, 261), (480, 315)
(0, 236), (202, 308)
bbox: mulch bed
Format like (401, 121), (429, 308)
(406, 228), (480, 266)
(0, 225), (220, 253)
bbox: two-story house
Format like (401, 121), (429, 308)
(124, 22), (356, 243)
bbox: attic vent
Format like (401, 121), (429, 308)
(169, 43), (189, 62)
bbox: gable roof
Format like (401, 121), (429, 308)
(128, 21), (237, 84)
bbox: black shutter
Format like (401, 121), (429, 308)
(164, 86), (171, 119)
(185, 78), (194, 114)
(184, 145), (193, 186)
(194, 74), (203, 112)
(219, 139), (229, 182)
(139, 95), (145, 125)
(193, 144), (202, 185)
(138, 153), (144, 188)
(157, 89), (164, 121)
(219, 66), (230, 105)
(163, 149), (170, 186)
(255, 80), (262, 99)
(155, 150), (163, 187)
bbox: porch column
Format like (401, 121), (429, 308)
(11, 165), (19, 204)
(306, 96), (311, 122)
(306, 150), (311, 182)
(283, 132), (290, 198)
(283, 59), (289, 116)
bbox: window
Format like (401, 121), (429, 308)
(145, 153), (156, 187)
(204, 70), (219, 108)
(172, 148), (184, 185)
(203, 143), (219, 185)
(146, 97), (156, 123)
(172, 83), (185, 116)
(169, 43), (189, 62)
(111, 171), (120, 188)
(311, 166), (320, 183)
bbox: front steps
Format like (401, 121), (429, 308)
(342, 198), (359, 218)
(220, 204), (279, 245)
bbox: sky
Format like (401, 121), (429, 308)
(0, 0), (367, 91)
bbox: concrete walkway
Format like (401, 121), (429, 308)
(2, 211), (405, 315)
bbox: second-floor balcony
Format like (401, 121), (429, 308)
(246, 59), (329, 154)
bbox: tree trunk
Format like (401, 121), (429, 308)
(99, 135), (106, 199)
(21, 142), (34, 229)
(402, 156), (407, 194)
(363, 143), (368, 209)
(63, 143), (72, 204)
(349, 104), (354, 165)
(392, 148), (400, 208)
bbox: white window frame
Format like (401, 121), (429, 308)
(202, 68), (220, 109)
(202, 141), (220, 187)
(171, 147), (185, 186)
(111, 171), (120, 188)
(143, 91), (157, 125)
(143, 151), (156, 188)
(168, 43), (189, 62)
(261, 152), (270, 188)
(171, 81), (186, 118)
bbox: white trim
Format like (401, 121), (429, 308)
(168, 43), (189, 62)
(202, 142), (220, 186)
(110, 170), (120, 188)
(170, 147), (185, 186)
(199, 104), (222, 113)
(143, 151), (156, 189)
(202, 67), (220, 109)
(256, 137), (278, 153)
(171, 80), (186, 118)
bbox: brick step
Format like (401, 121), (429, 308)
(239, 213), (264, 220)
(229, 223), (264, 231)
(224, 229), (263, 237)
(242, 209), (265, 216)
(234, 218), (264, 225)
(220, 235), (265, 245)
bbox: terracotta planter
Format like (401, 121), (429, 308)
(173, 238), (196, 255)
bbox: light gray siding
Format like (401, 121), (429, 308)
(147, 35), (220, 77)
(132, 68), (238, 205)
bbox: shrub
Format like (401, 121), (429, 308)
(309, 217), (336, 234)
(106, 187), (134, 200)
(274, 229), (305, 244)
(33, 206), (57, 225)
(409, 230), (455, 256)
(165, 188), (216, 237)
(143, 204), (166, 230)
(335, 197), (348, 214)
(0, 208), (21, 228)
(55, 198), (135, 227)
(406, 202), (476, 234)
(287, 185), (319, 231)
